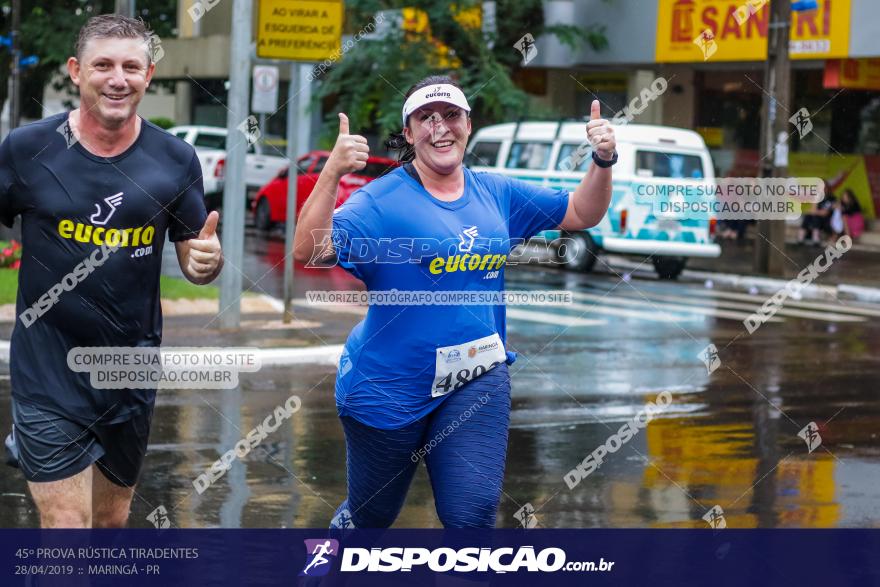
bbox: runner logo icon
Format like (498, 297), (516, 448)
(300, 539), (339, 577)
(458, 226), (479, 252)
(90, 192), (124, 225)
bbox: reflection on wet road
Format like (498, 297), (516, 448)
(1, 231), (878, 528)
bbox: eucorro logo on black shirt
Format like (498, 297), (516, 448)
(57, 218), (156, 248)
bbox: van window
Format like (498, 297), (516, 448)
(465, 141), (502, 167)
(636, 151), (704, 179)
(193, 133), (227, 150)
(555, 144), (592, 172)
(506, 142), (552, 170)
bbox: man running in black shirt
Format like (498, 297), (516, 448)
(0, 14), (223, 528)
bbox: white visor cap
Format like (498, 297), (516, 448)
(401, 84), (471, 127)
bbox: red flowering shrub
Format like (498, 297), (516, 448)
(0, 240), (22, 269)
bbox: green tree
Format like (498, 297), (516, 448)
(314, 0), (609, 145)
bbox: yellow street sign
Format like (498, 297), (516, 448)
(257, 0), (344, 61)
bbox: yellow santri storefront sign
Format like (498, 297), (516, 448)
(656, 0), (850, 63)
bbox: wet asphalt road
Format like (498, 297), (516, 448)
(1, 229), (878, 529)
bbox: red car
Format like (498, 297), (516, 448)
(251, 150), (399, 230)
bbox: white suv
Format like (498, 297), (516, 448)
(168, 125), (289, 211)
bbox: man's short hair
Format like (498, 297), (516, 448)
(74, 14), (155, 65)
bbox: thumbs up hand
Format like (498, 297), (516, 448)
(183, 210), (223, 283)
(327, 113), (370, 177)
(586, 99), (616, 162)
(198, 210), (219, 240)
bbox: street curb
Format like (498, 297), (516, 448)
(680, 269), (838, 302)
(259, 294), (285, 312)
(254, 344), (344, 366)
(837, 284), (880, 304)
(602, 255), (880, 304)
(519, 243), (880, 304)
(682, 269), (880, 304)
(0, 340), (343, 367)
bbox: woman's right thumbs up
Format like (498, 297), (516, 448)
(327, 113), (369, 177)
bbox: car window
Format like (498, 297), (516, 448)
(465, 141), (502, 167)
(636, 150), (704, 179)
(193, 133), (226, 150)
(555, 143), (592, 172)
(296, 156), (313, 174)
(174, 131), (189, 140)
(312, 156), (328, 174)
(506, 142), (552, 170)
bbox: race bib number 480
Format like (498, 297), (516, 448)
(432, 333), (506, 398)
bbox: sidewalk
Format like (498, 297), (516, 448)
(0, 296), (361, 366)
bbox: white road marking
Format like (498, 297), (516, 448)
(507, 308), (605, 327)
(546, 300), (692, 322)
(688, 289), (880, 318)
(566, 290), (785, 323)
(616, 290), (865, 323)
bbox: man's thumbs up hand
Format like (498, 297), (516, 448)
(328, 113), (369, 177)
(184, 211), (223, 283)
(198, 210), (219, 239)
(586, 99), (616, 162)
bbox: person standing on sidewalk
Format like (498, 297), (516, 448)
(0, 14), (223, 528)
(294, 75), (615, 528)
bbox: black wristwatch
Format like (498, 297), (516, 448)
(592, 150), (618, 168)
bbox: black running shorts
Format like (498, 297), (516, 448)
(9, 398), (154, 487)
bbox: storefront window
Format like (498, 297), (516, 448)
(695, 70), (763, 177)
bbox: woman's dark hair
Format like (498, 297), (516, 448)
(841, 188), (862, 214)
(385, 75), (464, 163)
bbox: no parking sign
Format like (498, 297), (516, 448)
(252, 65), (280, 114)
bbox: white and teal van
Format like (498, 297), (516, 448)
(465, 122), (721, 279)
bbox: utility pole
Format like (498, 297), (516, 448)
(754, 0), (791, 276)
(218, 0), (252, 329)
(282, 63), (300, 323)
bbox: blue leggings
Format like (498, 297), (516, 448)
(331, 363), (511, 529)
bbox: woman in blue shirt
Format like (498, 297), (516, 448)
(294, 75), (616, 528)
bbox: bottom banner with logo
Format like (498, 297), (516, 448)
(0, 529), (877, 586)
